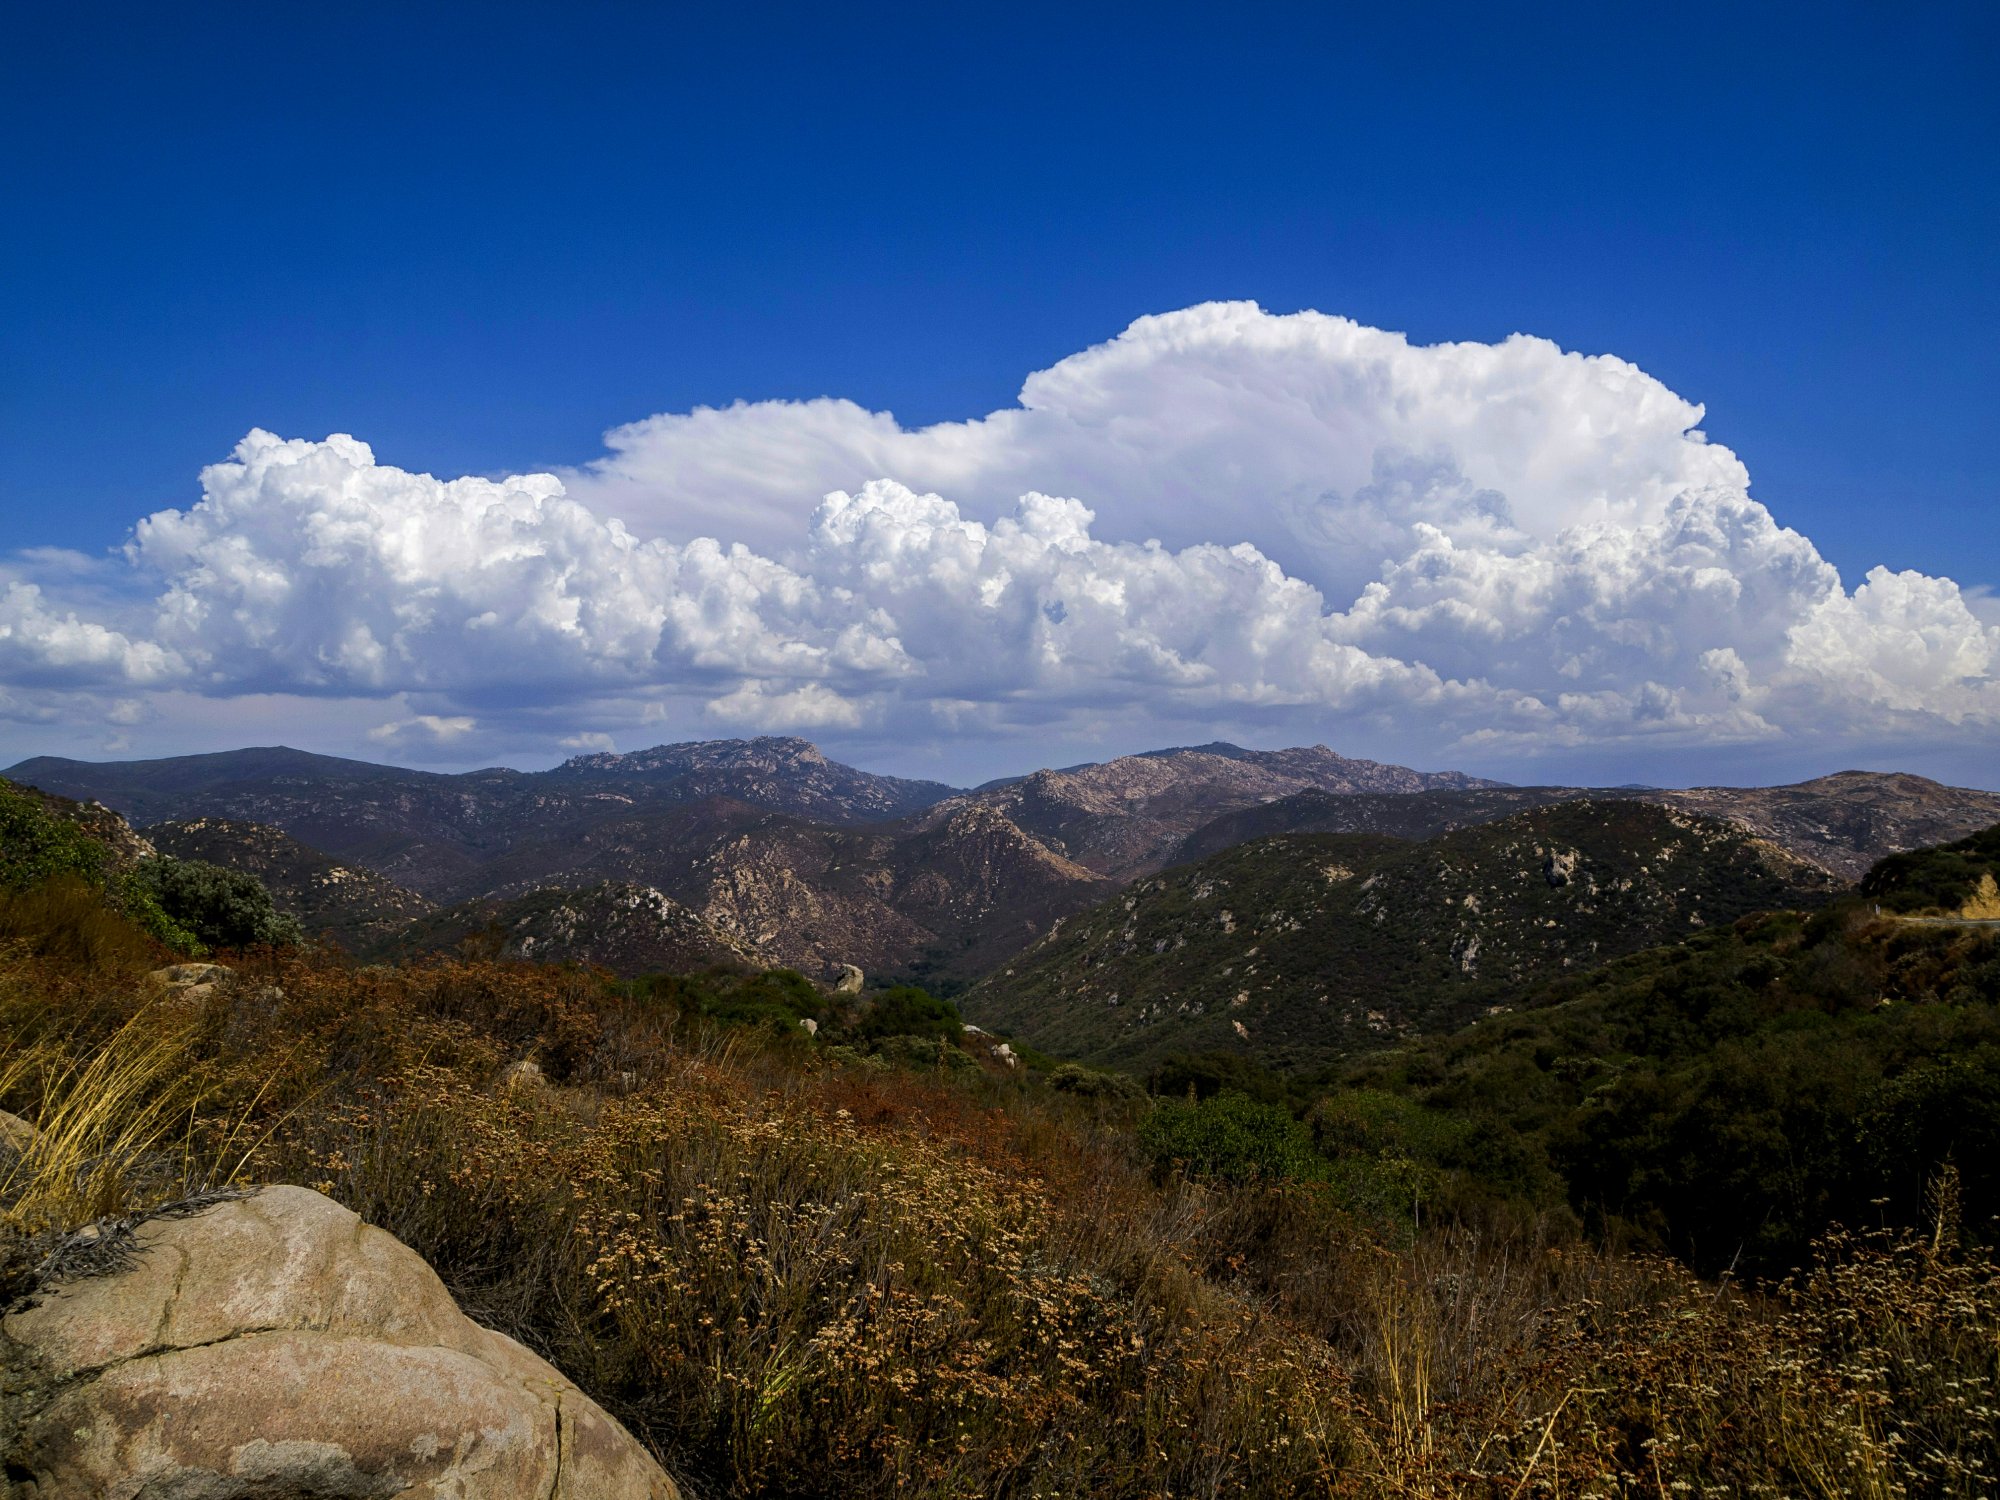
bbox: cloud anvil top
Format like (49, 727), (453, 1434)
(1, 304), (1994, 778)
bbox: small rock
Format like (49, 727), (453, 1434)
(832, 964), (864, 996)
(0, 1108), (38, 1156)
(148, 962), (231, 988)
(500, 1058), (547, 1091)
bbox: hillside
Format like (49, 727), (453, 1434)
(0, 778), (157, 871)
(374, 881), (759, 972)
(1179, 785), (1590, 863)
(1332, 878), (2000, 1275)
(1860, 818), (2000, 916)
(412, 793), (1107, 980)
(675, 801), (1113, 982)
(0, 778), (295, 957)
(965, 800), (1842, 1072)
(1181, 770), (2000, 881)
(1651, 771), (2000, 880)
(144, 817), (435, 950)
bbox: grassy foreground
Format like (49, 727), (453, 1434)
(0, 876), (1996, 1496)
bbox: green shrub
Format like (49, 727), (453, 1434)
(853, 985), (959, 1043)
(1138, 1089), (1326, 1184)
(873, 1033), (982, 1074)
(130, 857), (305, 952)
(108, 869), (207, 955)
(1146, 1050), (1291, 1105)
(1047, 1061), (1145, 1101)
(0, 780), (204, 955)
(821, 1043), (888, 1071)
(0, 780), (109, 891)
(660, 967), (823, 1029)
(1307, 1087), (1468, 1168)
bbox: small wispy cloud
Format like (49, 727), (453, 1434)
(369, 714), (478, 745)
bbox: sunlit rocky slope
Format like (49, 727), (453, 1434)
(963, 800), (1844, 1072)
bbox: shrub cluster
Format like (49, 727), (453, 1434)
(0, 779), (202, 955)
(128, 856), (307, 952)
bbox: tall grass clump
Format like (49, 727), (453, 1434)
(0, 1012), (199, 1226)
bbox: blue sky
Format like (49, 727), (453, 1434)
(1, 2), (1996, 786)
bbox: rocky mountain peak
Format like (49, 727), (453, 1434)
(942, 742), (1504, 880)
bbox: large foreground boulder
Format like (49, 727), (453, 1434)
(1, 1185), (678, 1499)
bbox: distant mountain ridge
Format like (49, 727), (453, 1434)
(1178, 772), (2000, 882)
(546, 737), (956, 822)
(6, 738), (962, 903)
(11, 738), (1994, 986)
(3, 738), (1492, 978)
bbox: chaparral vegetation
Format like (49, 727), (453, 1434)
(3, 776), (1998, 1497)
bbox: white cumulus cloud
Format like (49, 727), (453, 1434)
(0, 582), (184, 686)
(575, 302), (1750, 605)
(1, 302), (1994, 780)
(128, 430), (909, 699)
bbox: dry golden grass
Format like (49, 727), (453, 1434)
(0, 1009), (199, 1235)
(1960, 873), (2000, 920)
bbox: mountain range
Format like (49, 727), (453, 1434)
(3, 738), (1500, 978)
(9, 739), (1999, 1008)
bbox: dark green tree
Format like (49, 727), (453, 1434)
(132, 857), (306, 951)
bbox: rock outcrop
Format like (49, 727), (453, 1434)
(149, 962), (232, 987)
(383, 880), (758, 973)
(1, 1185), (677, 1499)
